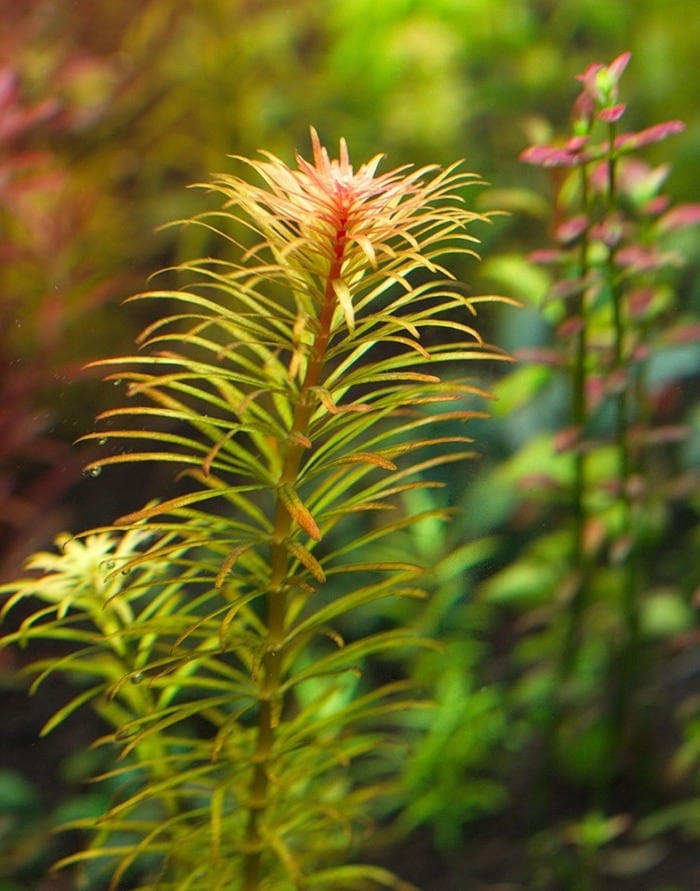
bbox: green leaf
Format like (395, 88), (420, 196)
(306, 863), (420, 890)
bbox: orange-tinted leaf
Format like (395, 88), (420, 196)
(278, 484), (322, 541)
(333, 452), (397, 471)
(285, 540), (326, 583)
(215, 543), (255, 588)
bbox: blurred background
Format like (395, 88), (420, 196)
(1, 0), (698, 565)
(1, 1), (699, 888)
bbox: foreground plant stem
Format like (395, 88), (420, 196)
(242, 212), (347, 890)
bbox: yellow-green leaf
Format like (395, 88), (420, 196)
(332, 277), (355, 332)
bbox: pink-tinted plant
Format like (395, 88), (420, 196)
(0, 66), (82, 580)
(0, 0), (173, 579)
(513, 52), (700, 794)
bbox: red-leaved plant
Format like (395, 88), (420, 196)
(479, 54), (700, 875)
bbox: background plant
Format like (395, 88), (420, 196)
(453, 51), (700, 887)
(1, 130), (507, 890)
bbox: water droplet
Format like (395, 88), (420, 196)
(121, 566), (132, 575)
(98, 437), (109, 446)
(83, 466), (102, 478)
(103, 560), (116, 571)
(112, 378), (122, 387)
(130, 672), (144, 685)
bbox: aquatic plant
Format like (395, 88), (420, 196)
(1, 129), (508, 890)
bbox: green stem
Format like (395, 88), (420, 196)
(242, 214), (348, 891)
(537, 162), (593, 820)
(605, 127), (641, 756)
(559, 162), (592, 681)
